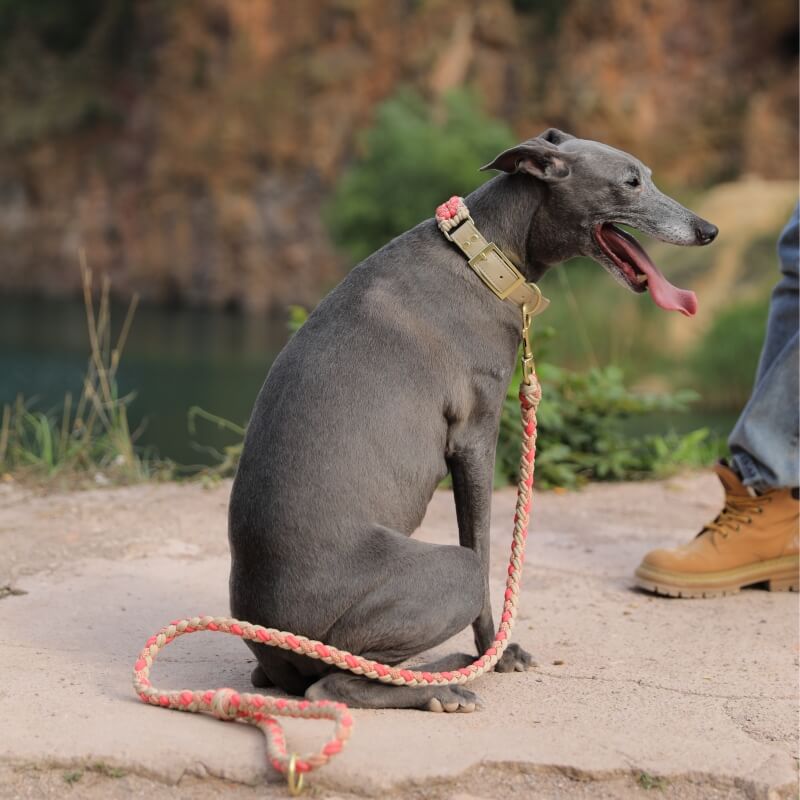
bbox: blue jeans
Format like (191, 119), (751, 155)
(729, 203), (799, 492)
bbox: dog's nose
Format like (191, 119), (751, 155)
(695, 221), (718, 245)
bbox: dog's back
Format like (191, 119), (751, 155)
(228, 220), (468, 632)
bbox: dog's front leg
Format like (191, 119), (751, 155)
(449, 439), (536, 673)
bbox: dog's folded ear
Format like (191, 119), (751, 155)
(480, 138), (572, 181)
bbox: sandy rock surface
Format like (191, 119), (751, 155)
(0, 473), (797, 799)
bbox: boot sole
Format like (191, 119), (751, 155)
(634, 554), (799, 598)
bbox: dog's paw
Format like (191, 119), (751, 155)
(426, 685), (480, 713)
(495, 642), (537, 673)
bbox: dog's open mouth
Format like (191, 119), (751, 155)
(593, 223), (697, 317)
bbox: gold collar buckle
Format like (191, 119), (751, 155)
(469, 242), (526, 302)
(443, 215), (549, 315)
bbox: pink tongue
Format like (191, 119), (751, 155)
(610, 229), (697, 317)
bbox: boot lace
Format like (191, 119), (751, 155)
(703, 494), (772, 541)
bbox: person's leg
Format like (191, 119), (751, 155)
(729, 203), (799, 492)
(635, 205), (799, 597)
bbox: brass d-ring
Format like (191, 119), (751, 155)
(524, 281), (543, 315)
(287, 754), (304, 796)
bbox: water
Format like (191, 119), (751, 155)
(0, 295), (290, 465)
(0, 295), (739, 469)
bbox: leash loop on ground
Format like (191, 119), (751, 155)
(132, 199), (544, 792)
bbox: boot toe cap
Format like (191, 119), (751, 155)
(639, 547), (686, 573)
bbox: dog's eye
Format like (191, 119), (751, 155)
(625, 176), (641, 188)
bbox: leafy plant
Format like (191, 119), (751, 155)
(326, 88), (515, 263)
(495, 348), (724, 489)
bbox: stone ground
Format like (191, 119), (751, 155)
(0, 473), (797, 799)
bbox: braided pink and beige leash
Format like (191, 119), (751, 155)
(132, 197), (543, 794)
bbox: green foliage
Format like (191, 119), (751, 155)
(326, 89), (515, 263)
(638, 771), (668, 791)
(186, 406), (244, 482)
(89, 762), (126, 779)
(0, 262), (164, 485)
(495, 347), (724, 489)
(287, 304), (310, 334)
(687, 299), (768, 409)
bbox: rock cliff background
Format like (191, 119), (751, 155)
(0, 0), (797, 311)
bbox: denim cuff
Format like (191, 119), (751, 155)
(729, 450), (773, 494)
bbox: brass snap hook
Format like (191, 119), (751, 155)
(287, 754), (304, 796)
(521, 302), (537, 386)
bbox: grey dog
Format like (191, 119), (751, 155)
(229, 128), (718, 712)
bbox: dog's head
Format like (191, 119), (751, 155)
(481, 129), (718, 316)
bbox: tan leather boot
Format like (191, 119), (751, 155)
(635, 462), (799, 597)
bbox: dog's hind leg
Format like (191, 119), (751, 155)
(244, 643), (322, 696)
(303, 528), (485, 711)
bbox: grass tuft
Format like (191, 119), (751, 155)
(638, 771), (668, 790)
(0, 254), (169, 485)
(63, 769), (83, 784)
(90, 762), (126, 779)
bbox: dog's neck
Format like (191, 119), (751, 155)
(465, 175), (548, 282)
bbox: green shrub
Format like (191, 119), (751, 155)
(495, 347), (724, 489)
(326, 89), (515, 263)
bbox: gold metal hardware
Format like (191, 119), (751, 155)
(442, 215), (549, 315)
(521, 300), (538, 386)
(287, 754), (304, 796)
(468, 243), (526, 301)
